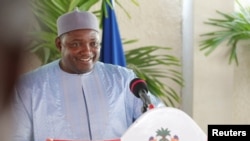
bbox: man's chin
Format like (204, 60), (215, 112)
(76, 66), (93, 74)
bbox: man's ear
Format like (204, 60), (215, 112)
(55, 37), (62, 51)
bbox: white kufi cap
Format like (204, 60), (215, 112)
(56, 8), (99, 36)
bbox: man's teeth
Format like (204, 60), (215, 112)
(80, 57), (91, 62)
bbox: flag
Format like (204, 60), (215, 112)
(100, 1), (126, 67)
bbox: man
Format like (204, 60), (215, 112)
(13, 8), (163, 141)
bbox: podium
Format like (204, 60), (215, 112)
(121, 107), (207, 141)
(47, 107), (207, 141)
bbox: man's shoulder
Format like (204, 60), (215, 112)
(96, 61), (134, 75)
(94, 62), (136, 86)
(18, 60), (59, 82)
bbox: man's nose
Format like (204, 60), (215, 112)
(79, 43), (91, 53)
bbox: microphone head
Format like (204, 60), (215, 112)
(129, 78), (148, 98)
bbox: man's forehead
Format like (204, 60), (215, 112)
(61, 30), (100, 40)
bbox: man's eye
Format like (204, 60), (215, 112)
(90, 42), (99, 48)
(70, 42), (80, 48)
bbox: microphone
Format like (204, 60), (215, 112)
(129, 78), (154, 113)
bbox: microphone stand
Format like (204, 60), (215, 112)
(139, 89), (154, 113)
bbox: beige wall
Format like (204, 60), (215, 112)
(193, 0), (235, 133)
(193, 0), (250, 133)
(114, 0), (183, 106)
(115, 0), (183, 98)
(114, 0), (182, 52)
(233, 41), (250, 124)
(233, 0), (250, 125)
(115, 0), (250, 134)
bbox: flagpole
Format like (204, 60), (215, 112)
(111, 0), (114, 7)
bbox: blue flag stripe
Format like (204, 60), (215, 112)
(100, 1), (126, 67)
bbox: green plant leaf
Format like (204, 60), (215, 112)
(199, 0), (250, 65)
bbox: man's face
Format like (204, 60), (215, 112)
(56, 29), (100, 74)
